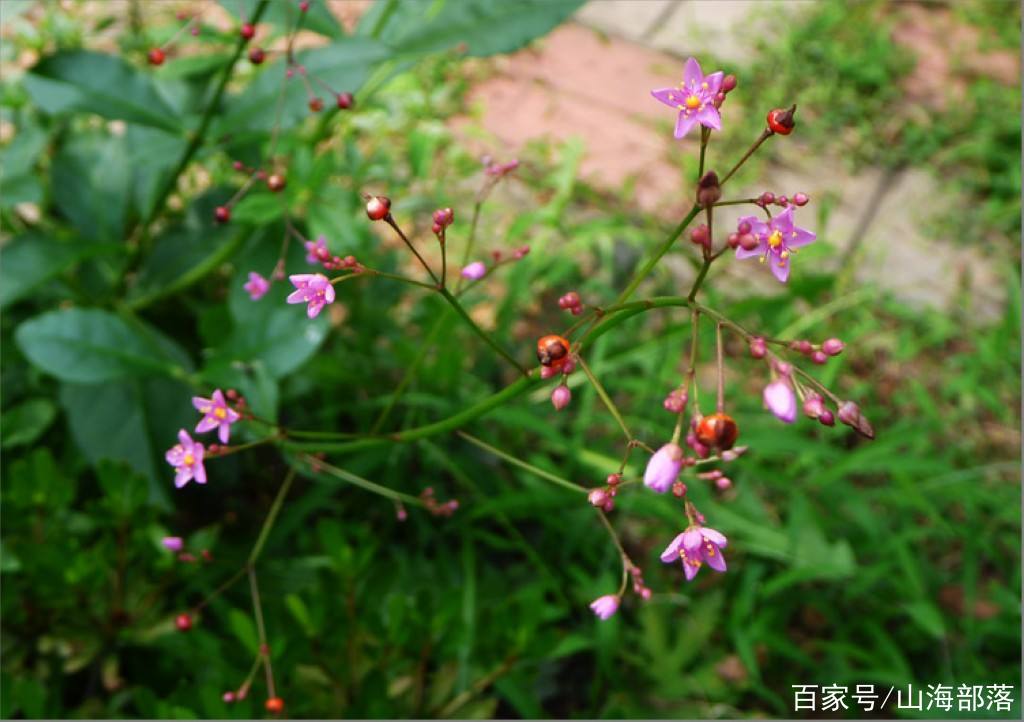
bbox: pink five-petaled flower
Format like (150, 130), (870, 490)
(165, 429), (206, 488)
(461, 261), (486, 281)
(643, 442), (684, 493)
(589, 594), (620, 620)
(162, 536), (184, 552)
(660, 525), (728, 581)
(734, 206), (816, 283)
(651, 57), (724, 139)
(287, 273), (335, 318)
(192, 389), (241, 443)
(763, 378), (797, 424)
(305, 236), (329, 265)
(244, 272), (270, 301)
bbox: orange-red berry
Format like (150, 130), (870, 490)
(240, 23), (255, 40)
(336, 92), (354, 109)
(309, 97), (323, 113)
(214, 206), (230, 224)
(175, 613), (192, 631)
(248, 47), (265, 65)
(695, 413), (739, 450)
(536, 334), (571, 370)
(365, 195), (391, 221)
(148, 48), (165, 66)
(767, 106), (796, 135)
(266, 174), (286, 192)
(265, 697), (285, 714)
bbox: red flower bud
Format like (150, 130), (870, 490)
(365, 195), (391, 221)
(214, 206), (230, 224)
(175, 613), (192, 631)
(722, 74), (737, 93)
(248, 47), (265, 65)
(147, 48), (165, 66)
(240, 23), (255, 40)
(336, 92), (354, 109)
(309, 97), (323, 113)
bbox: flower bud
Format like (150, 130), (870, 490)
(148, 48), (165, 66)
(838, 401), (874, 439)
(722, 74), (737, 93)
(589, 594), (619, 620)
(727, 232), (740, 249)
(777, 195), (788, 206)
(266, 173), (286, 192)
(749, 336), (766, 358)
(240, 23), (255, 40)
(460, 261), (486, 280)
(803, 392), (825, 420)
(309, 97), (323, 113)
(791, 339), (813, 355)
(162, 536), (184, 552)
(696, 170), (722, 207)
(551, 384), (571, 411)
(715, 476), (733, 490)
(248, 47), (265, 65)
(690, 224), (710, 247)
(643, 443), (684, 493)
(763, 379), (797, 423)
(588, 488), (608, 507)
(223, 691), (236, 703)
(759, 191), (775, 206)
(365, 195), (391, 221)
(793, 192), (809, 206)
(822, 338), (844, 356)
(175, 613), (192, 631)
(737, 220), (751, 235)
(739, 233), (759, 251)
(663, 387), (688, 413)
(818, 409), (835, 426)
(214, 205), (230, 224)
(540, 365), (558, 379)
(671, 481), (687, 497)
(811, 350), (828, 365)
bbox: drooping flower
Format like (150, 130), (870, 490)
(162, 536), (184, 552)
(763, 379), (797, 423)
(244, 272), (270, 300)
(589, 594), (620, 620)
(660, 525), (728, 581)
(461, 261), (486, 281)
(734, 206), (816, 283)
(165, 429), (206, 488)
(643, 442), (684, 493)
(551, 384), (571, 411)
(287, 273), (335, 318)
(305, 236), (330, 265)
(651, 57), (724, 139)
(192, 389), (241, 443)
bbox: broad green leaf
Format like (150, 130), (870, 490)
(5, 447), (74, 509)
(208, 304), (329, 379)
(125, 125), (188, 219)
(0, 234), (119, 309)
(357, 0), (585, 57)
(1, 398), (57, 448)
(24, 50), (182, 132)
(96, 460), (151, 518)
(50, 132), (131, 242)
(227, 608), (259, 653)
(16, 308), (190, 383)
(219, 0), (343, 38)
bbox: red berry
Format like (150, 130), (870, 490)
(767, 106), (796, 135)
(695, 413), (739, 451)
(240, 23), (255, 40)
(299, 0), (310, 11)
(148, 48), (165, 66)
(265, 697), (285, 714)
(266, 174), (286, 192)
(214, 206), (230, 224)
(248, 47), (265, 65)
(308, 97), (323, 113)
(175, 614), (192, 631)
(365, 195), (391, 221)
(336, 92), (354, 109)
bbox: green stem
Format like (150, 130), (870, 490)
(454, 200), (483, 293)
(457, 432), (586, 494)
(613, 204), (701, 306)
(384, 216), (440, 286)
(576, 356), (633, 442)
(688, 258), (713, 302)
(371, 313), (448, 433)
(720, 128), (772, 186)
(301, 455), (424, 505)
(437, 287), (529, 376)
(248, 468), (296, 565)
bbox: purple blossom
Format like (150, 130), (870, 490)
(165, 429), (206, 488)
(244, 272), (270, 301)
(734, 206), (816, 283)
(763, 379), (797, 423)
(660, 525), (728, 581)
(162, 536), (184, 552)
(287, 273), (335, 318)
(651, 57), (724, 139)
(192, 389), (241, 444)
(589, 594), (619, 620)
(643, 442), (684, 493)
(305, 236), (329, 265)
(461, 261), (486, 281)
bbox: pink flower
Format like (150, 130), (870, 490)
(643, 442), (684, 493)
(305, 236), (330, 265)
(192, 389), (241, 443)
(461, 261), (486, 281)
(763, 379), (797, 423)
(660, 525), (728, 581)
(589, 594), (619, 620)
(734, 206), (817, 283)
(287, 273), (335, 318)
(165, 429), (206, 488)
(244, 272), (270, 300)
(162, 536), (184, 552)
(651, 57), (724, 139)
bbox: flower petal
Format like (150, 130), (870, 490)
(682, 57), (703, 88)
(174, 468), (192, 488)
(192, 396), (212, 411)
(660, 532), (687, 562)
(704, 543), (727, 572)
(324, 283), (336, 304)
(177, 429), (192, 446)
(651, 87), (683, 108)
(674, 111), (699, 139)
(772, 206), (795, 234)
(770, 256), (791, 283)
(682, 528), (704, 554)
(704, 70), (724, 95)
(195, 417), (219, 434)
(682, 553), (701, 581)
(286, 289), (307, 304)
(735, 241), (767, 260)
(307, 300), (324, 319)
(193, 460), (207, 485)
(696, 104), (722, 131)
(788, 228), (817, 248)
(218, 422), (230, 444)
(702, 527), (728, 548)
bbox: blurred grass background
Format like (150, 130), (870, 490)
(1, 0), (1020, 718)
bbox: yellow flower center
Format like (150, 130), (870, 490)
(184, 453), (194, 466)
(685, 95), (701, 110)
(214, 407), (227, 420)
(768, 230), (783, 249)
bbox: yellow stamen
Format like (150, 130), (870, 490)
(768, 230), (783, 249)
(780, 250), (790, 260)
(214, 407), (227, 419)
(685, 94), (701, 110)
(184, 453), (194, 465)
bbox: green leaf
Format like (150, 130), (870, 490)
(5, 447), (74, 509)
(1, 398), (57, 448)
(16, 308), (191, 383)
(0, 233), (119, 309)
(358, 0), (585, 57)
(227, 608), (259, 653)
(902, 600), (946, 639)
(50, 132), (132, 242)
(96, 460), (151, 517)
(219, 0), (342, 38)
(23, 50), (182, 132)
